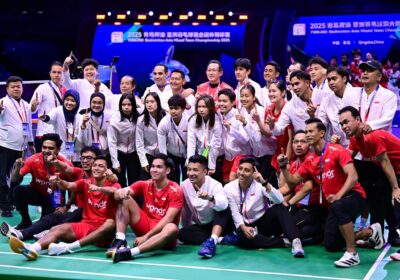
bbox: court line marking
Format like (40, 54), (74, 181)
(0, 264), (175, 280)
(0, 251), (360, 280)
(363, 243), (391, 280)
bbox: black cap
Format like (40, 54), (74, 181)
(359, 60), (383, 74)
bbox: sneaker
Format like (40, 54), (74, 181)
(112, 247), (132, 263)
(291, 238), (305, 258)
(48, 242), (73, 256)
(33, 230), (49, 240)
(198, 238), (216, 258)
(106, 238), (128, 258)
(368, 223), (384, 250)
(390, 250), (400, 261)
(0, 222), (23, 239)
(220, 233), (239, 245)
(334, 251), (360, 268)
(1, 210), (13, 217)
(9, 236), (38, 261)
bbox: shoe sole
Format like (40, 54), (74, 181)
(0, 222), (10, 237)
(293, 252), (305, 258)
(335, 262), (360, 268)
(198, 252), (214, 258)
(9, 237), (38, 261)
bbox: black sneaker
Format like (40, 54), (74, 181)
(112, 247), (132, 263)
(106, 238), (128, 258)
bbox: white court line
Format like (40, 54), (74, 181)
(0, 264), (175, 280)
(363, 243), (391, 280)
(0, 252), (360, 280)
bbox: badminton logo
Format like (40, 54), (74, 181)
(111, 32), (124, 43)
(293, 24), (306, 36)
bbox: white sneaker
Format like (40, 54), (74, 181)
(9, 236), (38, 261)
(33, 230), (49, 240)
(368, 223), (384, 250)
(291, 238), (305, 258)
(48, 242), (73, 256)
(390, 251), (400, 261)
(1, 222), (23, 239)
(334, 251), (360, 268)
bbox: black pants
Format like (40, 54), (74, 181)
(237, 204), (300, 249)
(34, 137), (43, 153)
(255, 154), (278, 189)
(140, 154), (154, 180)
(354, 160), (398, 235)
(13, 185), (55, 224)
(178, 208), (235, 245)
(168, 153), (187, 184)
(324, 191), (365, 252)
(116, 150), (141, 188)
(21, 208), (83, 240)
(290, 204), (328, 241)
(0, 146), (22, 211)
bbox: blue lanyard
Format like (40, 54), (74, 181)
(239, 185), (249, 212)
(318, 142), (328, 204)
(359, 85), (379, 122)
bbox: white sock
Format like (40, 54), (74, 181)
(31, 242), (42, 252)
(130, 247), (140, 257)
(68, 241), (81, 250)
(211, 234), (219, 245)
(116, 232), (126, 240)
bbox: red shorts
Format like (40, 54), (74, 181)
(222, 158), (235, 182)
(130, 209), (177, 249)
(69, 222), (101, 240)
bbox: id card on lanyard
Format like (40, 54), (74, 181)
(65, 122), (76, 156)
(318, 143), (328, 204)
(8, 95), (29, 136)
(359, 86), (379, 122)
(90, 114), (104, 149)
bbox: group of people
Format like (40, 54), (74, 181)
(0, 52), (400, 268)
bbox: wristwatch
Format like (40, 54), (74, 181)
(261, 180), (269, 186)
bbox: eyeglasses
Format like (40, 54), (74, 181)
(81, 156), (95, 161)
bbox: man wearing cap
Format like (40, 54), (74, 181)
(342, 59), (399, 246)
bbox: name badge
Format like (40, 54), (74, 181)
(299, 193), (310, 206)
(65, 142), (75, 156)
(22, 122), (29, 136)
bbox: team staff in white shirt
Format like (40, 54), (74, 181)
(187, 95), (223, 181)
(179, 155), (233, 258)
(269, 70), (319, 135)
(234, 58), (263, 108)
(136, 92), (166, 180)
(38, 89), (82, 163)
(260, 60), (281, 107)
(158, 95), (189, 183)
(318, 67), (357, 147)
(236, 85), (277, 186)
(109, 75), (144, 114)
(78, 89), (111, 156)
(142, 64), (173, 111)
(0, 76), (35, 217)
(63, 55), (113, 111)
(224, 156), (304, 257)
(108, 93), (141, 188)
(30, 61), (65, 151)
(168, 70), (196, 115)
(217, 88), (250, 184)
